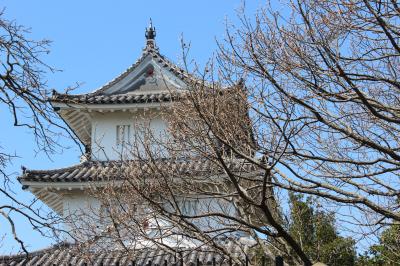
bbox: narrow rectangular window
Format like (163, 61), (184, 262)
(116, 125), (131, 146)
(180, 199), (199, 216)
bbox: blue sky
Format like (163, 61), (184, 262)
(0, 0), (267, 254)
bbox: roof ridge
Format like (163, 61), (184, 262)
(24, 158), (253, 173)
(23, 160), (126, 172)
(88, 49), (154, 96)
(0, 241), (72, 260)
(19, 158), (260, 184)
(23, 161), (91, 175)
(50, 46), (211, 102)
(51, 47), (187, 98)
(52, 49), (153, 100)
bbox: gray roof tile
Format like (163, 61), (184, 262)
(50, 48), (194, 106)
(0, 241), (255, 266)
(51, 91), (175, 105)
(19, 159), (259, 183)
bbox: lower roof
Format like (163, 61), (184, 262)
(19, 159), (259, 184)
(19, 158), (261, 216)
(0, 239), (258, 266)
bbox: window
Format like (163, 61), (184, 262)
(180, 199), (199, 216)
(116, 125), (131, 146)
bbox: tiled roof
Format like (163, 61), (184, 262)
(51, 48), (195, 105)
(87, 48), (194, 96)
(0, 248), (228, 266)
(0, 240), (256, 266)
(52, 91), (175, 105)
(19, 159), (259, 183)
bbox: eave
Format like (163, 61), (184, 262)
(51, 100), (173, 147)
(19, 159), (261, 215)
(24, 181), (119, 216)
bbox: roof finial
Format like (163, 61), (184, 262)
(145, 18), (157, 49)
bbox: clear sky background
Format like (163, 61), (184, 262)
(0, 0), (268, 255)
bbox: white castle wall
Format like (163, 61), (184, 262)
(60, 108), (239, 241)
(90, 110), (168, 161)
(61, 190), (101, 238)
(61, 190), (238, 242)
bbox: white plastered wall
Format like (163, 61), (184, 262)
(90, 110), (168, 161)
(61, 190), (101, 240)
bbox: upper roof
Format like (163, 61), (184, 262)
(51, 30), (195, 106)
(50, 23), (203, 147)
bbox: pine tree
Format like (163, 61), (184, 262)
(289, 193), (356, 265)
(357, 224), (400, 265)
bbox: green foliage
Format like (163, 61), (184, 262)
(289, 193), (356, 266)
(356, 224), (400, 266)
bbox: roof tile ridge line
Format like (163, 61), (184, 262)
(22, 159), (146, 175)
(23, 161), (97, 174)
(150, 48), (217, 89)
(52, 49), (154, 98)
(0, 242), (73, 260)
(89, 50), (150, 95)
(150, 49), (237, 90)
(149, 49), (192, 80)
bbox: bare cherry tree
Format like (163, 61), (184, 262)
(64, 1), (400, 265)
(0, 10), (76, 253)
(213, 0), (400, 261)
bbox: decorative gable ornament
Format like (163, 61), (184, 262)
(50, 22), (195, 148)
